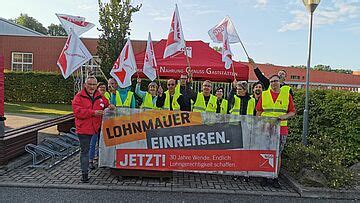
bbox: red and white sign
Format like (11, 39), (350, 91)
(116, 149), (277, 172)
(110, 38), (137, 88)
(143, 32), (157, 81)
(208, 16), (240, 44)
(222, 29), (233, 70)
(163, 4), (186, 58)
(57, 29), (92, 79)
(56, 13), (95, 36)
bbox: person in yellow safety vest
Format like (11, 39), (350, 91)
(135, 78), (158, 109)
(104, 78), (135, 108)
(156, 79), (187, 111)
(256, 74), (296, 188)
(250, 81), (263, 116)
(215, 87), (228, 114)
(190, 80), (217, 113)
(228, 80), (255, 115)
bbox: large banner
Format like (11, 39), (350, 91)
(99, 109), (281, 178)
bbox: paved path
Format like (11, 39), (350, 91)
(1, 187), (351, 203)
(0, 152), (297, 197)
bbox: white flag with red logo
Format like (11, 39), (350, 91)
(163, 4), (186, 58)
(222, 29), (233, 70)
(110, 38), (137, 88)
(57, 29), (93, 79)
(56, 13), (95, 36)
(208, 16), (240, 44)
(143, 32), (157, 81)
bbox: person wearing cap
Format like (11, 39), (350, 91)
(228, 80), (255, 115)
(135, 78), (158, 109)
(215, 87), (228, 114)
(104, 78), (135, 108)
(251, 81), (264, 115)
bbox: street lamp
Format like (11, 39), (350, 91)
(302, 0), (321, 146)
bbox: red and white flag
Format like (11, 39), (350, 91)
(110, 38), (137, 88)
(56, 13), (95, 36)
(163, 4), (186, 58)
(143, 32), (157, 81)
(57, 29), (93, 79)
(222, 29), (233, 70)
(208, 16), (240, 44)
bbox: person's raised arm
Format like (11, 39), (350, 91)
(135, 78), (147, 99)
(249, 58), (270, 90)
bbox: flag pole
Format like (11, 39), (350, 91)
(155, 66), (161, 87)
(183, 42), (192, 75)
(231, 62), (236, 81)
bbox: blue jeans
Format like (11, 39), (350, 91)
(78, 134), (92, 174)
(89, 133), (99, 161)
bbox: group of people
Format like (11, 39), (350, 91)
(72, 60), (296, 187)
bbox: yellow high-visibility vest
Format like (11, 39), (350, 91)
(230, 96), (255, 115)
(261, 88), (289, 126)
(163, 90), (181, 111)
(141, 92), (158, 109)
(193, 93), (217, 113)
(105, 91), (133, 107)
(218, 99), (228, 114)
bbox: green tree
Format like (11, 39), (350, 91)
(97, 0), (141, 77)
(13, 13), (47, 35)
(47, 23), (67, 36)
(314, 64), (331, 71)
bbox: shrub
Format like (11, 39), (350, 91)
(284, 89), (359, 188)
(5, 71), (75, 104)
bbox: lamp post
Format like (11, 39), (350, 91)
(302, 0), (321, 146)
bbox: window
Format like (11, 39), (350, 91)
(11, 52), (33, 72)
(290, 75), (300, 80)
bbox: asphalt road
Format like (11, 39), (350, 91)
(0, 187), (354, 203)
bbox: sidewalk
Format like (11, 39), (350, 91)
(0, 152), (298, 197)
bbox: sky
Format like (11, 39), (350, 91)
(1, 0), (360, 71)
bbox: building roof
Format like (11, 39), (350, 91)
(0, 17), (45, 36)
(247, 63), (360, 87)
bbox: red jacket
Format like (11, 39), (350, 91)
(72, 88), (109, 135)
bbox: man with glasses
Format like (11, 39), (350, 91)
(256, 74), (296, 188)
(248, 58), (293, 96)
(175, 73), (194, 111)
(215, 87), (228, 114)
(72, 76), (115, 183)
(191, 80), (217, 113)
(156, 79), (186, 111)
(228, 80), (255, 115)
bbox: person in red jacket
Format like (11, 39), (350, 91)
(72, 76), (115, 183)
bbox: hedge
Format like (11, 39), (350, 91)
(5, 72), (75, 104)
(283, 89), (360, 188)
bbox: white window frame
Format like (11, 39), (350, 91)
(11, 52), (33, 72)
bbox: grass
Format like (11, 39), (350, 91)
(4, 102), (72, 116)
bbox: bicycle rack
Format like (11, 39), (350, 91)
(25, 133), (80, 169)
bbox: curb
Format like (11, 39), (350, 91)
(281, 171), (359, 200)
(0, 181), (299, 198)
